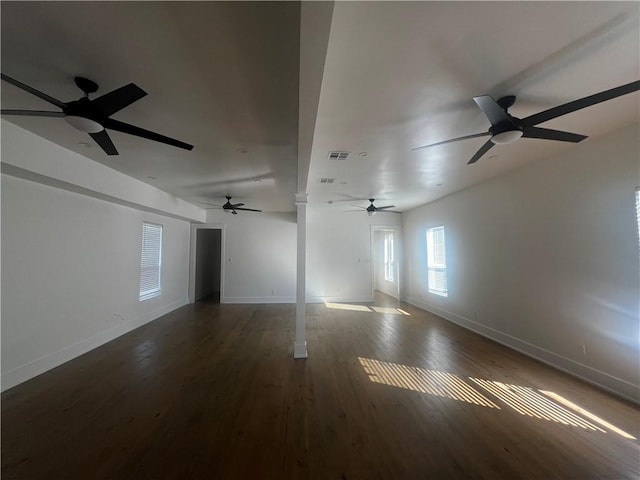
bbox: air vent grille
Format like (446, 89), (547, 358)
(319, 178), (335, 184)
(328, 151), (350, 160)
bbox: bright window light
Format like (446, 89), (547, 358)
(384, 232), (394, 282)
(635, 187), (640, 246)
(139, 222), (163, 300)
(426, 226), (448, 297)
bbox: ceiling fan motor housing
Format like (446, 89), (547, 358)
(64, 98), (105, 132)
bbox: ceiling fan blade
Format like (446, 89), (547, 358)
(231, 203), (245, 208)
(234, 207), (262, 212)
(104, 118), (193, 151)
(91, 83), (147, 118)
(350, 205), (367, 210)
(467, 139), (495, 165)
(522, 80), (640, 126)
(1, 73), (67, 109)
(522, 126), (587, 143)
(197, 202), (223, 207)
(412, 131), (489, 150)
(473, 95), (512, 126)
(1, 109), (65, 117)
(89, 130), (118, 155)
(376, 205), (396, 210)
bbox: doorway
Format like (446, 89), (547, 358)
(371, 226), (401, 300)
(190, 225), (224, 304)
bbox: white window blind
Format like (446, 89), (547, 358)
(384, 232), (394, 282)
(426, 226), (448, 297)
(140, 222), (163, 300)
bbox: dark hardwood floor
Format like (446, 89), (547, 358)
(2, 294), (639, 479)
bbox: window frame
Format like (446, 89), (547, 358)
(426, 225), (448, 297)
(139, 222), (163, 301)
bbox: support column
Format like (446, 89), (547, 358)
(294, 192), (308, 359)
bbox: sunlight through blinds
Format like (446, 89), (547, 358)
(427, 226), (447, 296)
(139, 222), (163, 300)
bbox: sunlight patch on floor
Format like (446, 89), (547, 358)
(359, 357), (637, 440)
(371, 306), (411, 315)
(324, 302), (411, 315)
(325, 302), (372, 312)
(470, 378), (604, 431)
(358, 357), (500, 408)
(540, 390), (636, 440)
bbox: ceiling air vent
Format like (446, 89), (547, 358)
(319, 178), (335, 184)
(328, 151), (350, 160)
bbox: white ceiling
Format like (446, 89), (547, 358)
(2, 2), (639, 214)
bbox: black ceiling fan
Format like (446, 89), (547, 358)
(350, 199), (401, 216)
(199, 196), (262, 215)
(1, 73), (193, 156)
(413, 80), (640, 164)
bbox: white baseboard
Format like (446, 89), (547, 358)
(294, 341), (308, 359)
(221, 296), (295, 304)
(1, 298), (188, 392)
(405, 296), (640, 405)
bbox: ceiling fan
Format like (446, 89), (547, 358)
(350, 199), (401, 216)
(0, 73), (193, 156)
(199, 196), (262, 215)
(413, 80), (640, 164)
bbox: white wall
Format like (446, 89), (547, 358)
(403, 124), (640, 402)
(1, 175), (191, 390)
(205, 210), (297, 303)
(307, 208), (402, 302)
(1, 122), (196, 391)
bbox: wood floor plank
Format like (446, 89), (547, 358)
(2, 294), (639, 479)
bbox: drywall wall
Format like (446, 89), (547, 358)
(307, 208), (402, 302)
(403, 124), (640, 402)
(205, 209), (297, 303)
(1, 123), (196, 391)
(1, 174), (191, 391)
(195, 229), (221, 301)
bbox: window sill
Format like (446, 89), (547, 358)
(428, 290), (448, 297)
(139, 290), (161, 302)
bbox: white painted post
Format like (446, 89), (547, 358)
(294, 192), (308, 359)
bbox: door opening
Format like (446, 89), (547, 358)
(194, 228), (222, 303)
(371, 226), (401, 300)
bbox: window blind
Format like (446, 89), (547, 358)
(140, 222), (163, 300)
(427, 226), (448, 296)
